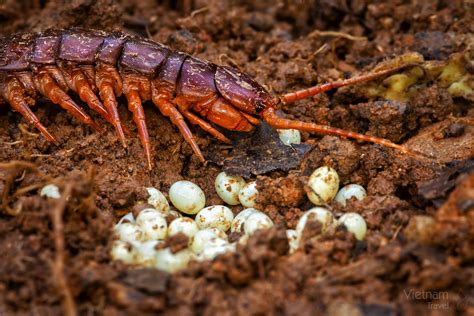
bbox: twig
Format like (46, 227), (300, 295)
(308, 30), (367, 42)
(50, 184), (77, 316)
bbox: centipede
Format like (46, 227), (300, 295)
(0, 28), (417, 170)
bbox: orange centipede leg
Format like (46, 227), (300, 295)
(4, 78), (58, 145)
(263, 107), (418, 156)
(152, 97), (206, 162)
(37, 73), (101, 132)
(97, 80), (127, 147)
(71, 70), (110, 122)
(125, 86), (152, 170)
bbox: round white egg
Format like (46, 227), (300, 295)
(197, 243), (236, 261)
(154, 248), (193, 273)
(134, 240), (164, 267)
(117, 212), (135, 225)
(114, 222), (143, 243)
(231, 208), (261, 233)
(169, 180), (206, 215)
(136, 210), (168, 241)
(238, 181), (258, 208)
(338, 212), (367, 240)
(286, 229), (299, 253)
(110, 240), (137, 264)
(296, 207), (334, 237)
(335, 184), (367, 207)
(146, 187), (170, 213)
(190, 228), (229, 254)
(168, 217), (199, 238)
(215, 172), (246, 205)
(40, 184), (61, 199)
(243, 212), (274, 235)
(307, 166), (340, 205)
(195, 205), (234, 232)
(277, 129), (301, 145)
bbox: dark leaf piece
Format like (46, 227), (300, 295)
(206, 122), (311, 177)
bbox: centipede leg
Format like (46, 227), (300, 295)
(177, 105), (231, 144)
(97, 82), (126, 147)
(125, 86), (152, 170)
(4, 78), (58, 144)
(71, 70), (110, 122)
(36, 73), (101, 132)
(263, 107), (419, 156)
(152, 97), (205, 162)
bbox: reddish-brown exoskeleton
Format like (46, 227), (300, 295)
(0, 29), (414, 170)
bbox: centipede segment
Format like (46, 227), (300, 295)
(0, 28), (417, 170)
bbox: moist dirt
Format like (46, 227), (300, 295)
(0, 0), (473, 315)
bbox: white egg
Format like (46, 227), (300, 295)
(196, 243), (236, 261)
(114, 222), (143, 243)
(243, 212), (273, 235)
(136, 210), (168, 241)
(117, 212), (135, 225)
(154, 248), (193, 273)
(307, 166), (340, 205)
(168, 217), (199, 238)
(40, 184), (61, 199)
(337, 213), (367, 240)
(277, 129), (301, 145)
(238, 181), (258, 208)
(169, 180), (206, 215)
(146, 187), (170, 213)
(110, 240), (137, 264)
(231, 208), (261, 233)
(190, 228), (229, 254)
(195, 205), (234, 232)
(134, 240), (164, 267)
(296, 207), (334, 238)
(286, 229), (299, 253)
(335, 184), (367, 207)
(215, 172), (246, 205)
(238, 234), (249, 246)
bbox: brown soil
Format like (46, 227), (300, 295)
(0, 0), (473, 315)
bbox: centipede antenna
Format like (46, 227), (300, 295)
(281, 65), (412, 104)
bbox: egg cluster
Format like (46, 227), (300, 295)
(111, 173), (275, 273)
(108, 166), (368, 273)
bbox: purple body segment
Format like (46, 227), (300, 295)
(215, 66), (271, 114)
(0, 34), (35, 71)
(31, 34), (61, 64)
(59, 32), (104, 63)
(177, 57), (217, 101)
(98, 36), (126, 64)
(119, 40), (168, 75)
(156, 51), (186, 86)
